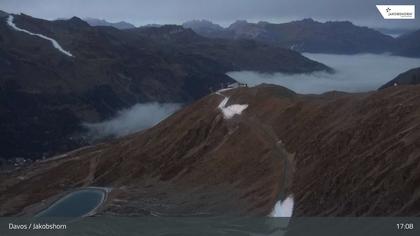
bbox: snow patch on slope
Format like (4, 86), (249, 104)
(6, 15), (74, 57)
(217, 96), (248, 119)
(270, 195), (294, 217)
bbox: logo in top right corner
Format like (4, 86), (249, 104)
(376, 5), (415, 19)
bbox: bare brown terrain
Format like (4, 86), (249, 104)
(1, 84), (420, 217)
(0, 11), (329, 161)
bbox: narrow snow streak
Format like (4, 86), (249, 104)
(6, 15), (74, 57)
(216, 91), (248, 119)
(270, 195), (294, 217)
(216, 87), (234, 94)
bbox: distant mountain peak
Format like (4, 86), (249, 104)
(301, 18), (315, 22)
(289, 18), (320, 25)
(182, 20), (226, 38)
(143, 24), (162, 28)
(185, 18), (402, 55)
(66, 16), (89, 26)
(229, 20), (249, 27)
(232, 20), (249, 24)
(183, 19), (224, 31)
(83, 17), (135, 29)
(69, 16), (84, 22)
(325, 20), (354, 26)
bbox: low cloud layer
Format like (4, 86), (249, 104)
(84, 102), (181, 140)
(228, 53), (420, 94)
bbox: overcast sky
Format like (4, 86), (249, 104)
(1, 0), (419, 29)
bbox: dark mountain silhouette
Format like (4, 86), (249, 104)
(394, 30), (420, 58)
(184, 19), (420, 56)
(129, 24), (329, 73)
(0, 12), (328, 161)
(184, 19), (396, 54)
(183, 20), (231, 38)
(84, 17), (135, 29)
(379, 67), (420, 89)
(2, 84), (420, 217)
(0, 10), (7, 18)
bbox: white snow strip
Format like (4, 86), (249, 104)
(7, 15), (74, 57)
(218, 96), (229, 108)
(217, 96), (248, 119)
(217, 87), (234, 93)
(270, 195), (294, 217)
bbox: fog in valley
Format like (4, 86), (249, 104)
(84, 53), (420, 140)
(228, 54), (420, 94)
(84, 102), (181, 140)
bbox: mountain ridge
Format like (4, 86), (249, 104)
(0, 11), (329, 161)
(2, 84), (420, 217)
(380, 67), (420, 89)
(184, 19), (419, 56)
(84, 17), (136, 29)
(394, 29), (420, 58)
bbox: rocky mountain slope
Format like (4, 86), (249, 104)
(2, 84), (420, 217)
(0, 11), (328, 161)
(184, 19), (420, 56)
(380, 67), (420, 89)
